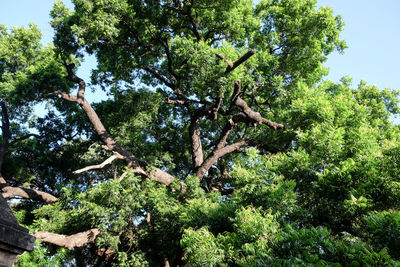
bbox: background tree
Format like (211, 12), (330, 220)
(1, 0), (399, 266)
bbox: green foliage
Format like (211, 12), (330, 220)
(362, 211), (400, 259)
(17, 243), (70, 267)
(181, 227), (225, 267)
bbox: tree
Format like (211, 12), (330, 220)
(1, 0), (400, 266)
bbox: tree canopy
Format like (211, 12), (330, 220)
(1, 0), (400, 266)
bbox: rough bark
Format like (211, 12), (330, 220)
(0, 101), (11, 178)
(34, 229), (100, 250)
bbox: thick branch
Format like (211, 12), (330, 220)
(233, 81), (284, 130)
(196, 140), (248, 179)
(215, 118), (236, 151)
(1, 185), (57, 204)
(53, 70), (174, 186)
(166, 97), (187, 106)
(65, 63), (86, 99)
(188, 104), (216, 171)
(73, 154), (120, 174)
(34, 229), (100, 250)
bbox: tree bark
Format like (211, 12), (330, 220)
(73, 154), (121, 174)
(189, 116), (204, 171)
(233, 81), (284, 130)
(1, 185), (57, 204)
(196, 140), (248, 179)
(0, 101), (11, 180)
(34, 229), (100, 250)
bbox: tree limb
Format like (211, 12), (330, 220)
(189, 116), (204, 171)
(194, 80), (284, 180)
(233, 81), (284, 130)
(216, 53), (233, 69)
(34, 229), (100, 250)
(1, 185), (58, 204)
(65, 63), (86, 99)
(166, 97), (187, 105)
(141, 66), (175, 89)
(196, 139), (248, 179)
(216, 50), (255, 74)
(51, 69), (174, 186)
(73, 154), (120, 174)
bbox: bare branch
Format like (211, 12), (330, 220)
(34, 229), (100, 250)
(212, 97), (223, 120)
(73, 155), (119, 174)
(1, 185), (57, 204)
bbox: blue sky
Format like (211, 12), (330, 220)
(1, 0), (399, 92)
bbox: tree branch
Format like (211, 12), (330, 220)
(189, 116), (204, 170)
(166, 97), (187, 106)
(233, 81), (284, 130)
(186, 3), (201, 42)
(51, 69), (174, 186)
(196, 139), (248, 179)
(73, 154), (120, 174)
(192, 80), (284, 180)
(34, 229), (100, 250)
(65, 63), (86, 99)
(216, 50), (255, 74)
(215, 53), (233, 69)
(141, 66), (175, 89)
(1, 185), (58, 204)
